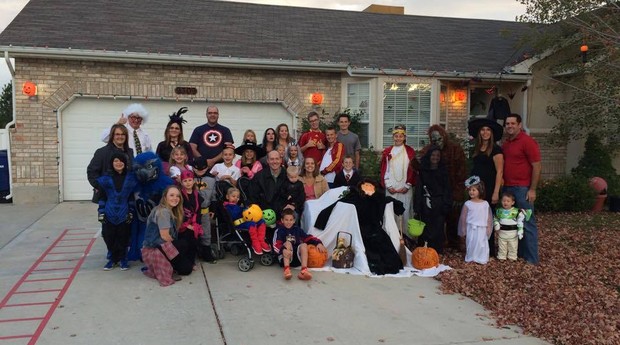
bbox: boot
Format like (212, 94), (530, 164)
(257, 222), (271, 253)
(248, 226), (262, 255)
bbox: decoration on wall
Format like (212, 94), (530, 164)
(580, 44), (588, 63)
(454, 90), (466, 102)
(507, 90), (516, 100)
(311, 92), (323, 105)
(22, 81), (37, 97)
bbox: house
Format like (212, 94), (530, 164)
(0, 0), (559, 203)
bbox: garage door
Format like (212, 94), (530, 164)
(61, 98), (294, 200)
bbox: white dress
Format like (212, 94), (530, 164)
(384, 145), (413, 224)
(458, 200), (492, 264)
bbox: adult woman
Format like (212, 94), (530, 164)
(468, 117), (504, 257)
(141, 185), (194, 286)
(259, 128), (276, 167)
(301, 157), (329, 200)
(156, 107), (193, 164)
(275, 123), (296, 148)
(380, 125), (416, 223)
(87, 124), (134, 203)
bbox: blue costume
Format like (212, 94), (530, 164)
(223, 202), (270, 255)
(128, 152), (174, 261)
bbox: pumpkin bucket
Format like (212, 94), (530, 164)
(407, 219), (425, 237)
(307, 244), (328, 268)
(412, 242), (439, 270)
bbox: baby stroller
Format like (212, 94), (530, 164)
(212, 178), (275, 271)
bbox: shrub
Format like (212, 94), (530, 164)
(537, 175), (597, 212)
(571, 133), (620, 195)
(359, 146), (381, 181)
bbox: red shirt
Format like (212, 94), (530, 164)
(502, 131), (541, 187)
(299, 130), (326, 165)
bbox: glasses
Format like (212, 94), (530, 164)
(129, 116), (143, 122)
(309, 119), (319, 123)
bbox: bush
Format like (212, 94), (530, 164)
(537, 175), (597, 212)
(359, 146), (381, 181)
(571, 133), (620, 195)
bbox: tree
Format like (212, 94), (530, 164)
(517, 1), (620, 151)
(0, 82), (12, 128)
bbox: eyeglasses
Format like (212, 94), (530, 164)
(129, 116), (143, 122)
(309, 119), (319, 123)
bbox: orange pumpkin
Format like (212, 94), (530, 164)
(412, 242), (439, 269)
(310, 92), (323, 105)
(307, 244), (328, 268)
(22, 81), (37, 97)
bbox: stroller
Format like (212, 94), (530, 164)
(212, 178), (275, 272)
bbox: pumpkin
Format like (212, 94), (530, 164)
(22, 81), (37, 97)
(412, 242), (439, 269)
(262, 209), (276, 226)
(307, 244), (328, 268)
(310, 92), (323, 105)
(242, 204), (263, 223)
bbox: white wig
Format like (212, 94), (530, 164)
(122, 103), (149, 124)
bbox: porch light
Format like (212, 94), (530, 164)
(311, 92), (323, 105)
(389, 83), (399, 91)
(454, 90), (466, 102)
(22, 81), (37, 97)
(580, 45), (588, 63)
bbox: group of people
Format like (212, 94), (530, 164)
(87, 103), (541, 286)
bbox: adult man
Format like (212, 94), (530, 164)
(101, 103), (153, 156)
(502, 113), (541, 265)
(336, 113), (361, 168)
(320, 126), (345, 188)
(299, 111), (326, 166)
(250, 151), (289, 218)
(189, 106), (234, 169)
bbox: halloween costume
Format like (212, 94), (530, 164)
(315, 181), (404, 275)
(156, 107), (194, 163)
(192, 160), (217, 261)
(413, 147), (452, 254)
(279, 179), (305, 214)
(416, 125), (467, 250)
(273, 224), (322, 267)
(333, 168), (361, 188)
(299, 129), (326, 166)
(458, 199), (493, 264)
(224, 202), (270, 255)
(493, 207), (530, 261)
(128, 152), (174, 261)
(380, 134), (416, 223)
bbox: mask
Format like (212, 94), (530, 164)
(430, 131), (444, 149)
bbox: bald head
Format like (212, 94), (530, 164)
(267, 150), (282, 172)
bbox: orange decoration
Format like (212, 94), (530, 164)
(307, 244), (328, 268)
(455, 90), (466, 102)
(22, 81), (37, 97)
(311, 92), (323, 105)
(412, 242), (439, 269)
(580, 45), (588, 52)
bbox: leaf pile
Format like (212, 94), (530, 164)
(436, 212), (620, 345)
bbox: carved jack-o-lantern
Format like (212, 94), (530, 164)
(311, 92), (323, 105)
(22, 81), (37, 97)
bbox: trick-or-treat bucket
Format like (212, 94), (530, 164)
(407, 219), (425, 237)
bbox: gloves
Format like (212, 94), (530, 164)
(517, 229), (524, 240)
(126, 212), (134, 224)
(98, 213), (106, 224)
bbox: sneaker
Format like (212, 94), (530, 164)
(283, 267), (292, 280)
(120, 259), (129, 271)
(172, 273), (182, 281)
(260, 241), (271, 253)
(297, 268), (312, 281)
(103, 260), (115, 271)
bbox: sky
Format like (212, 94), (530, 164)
(0, 0), (527, 87)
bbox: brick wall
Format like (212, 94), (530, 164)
(10, 58), (342, 202)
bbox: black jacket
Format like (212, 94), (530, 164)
(249, 167), (288, 217)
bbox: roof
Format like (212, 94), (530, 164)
(0, 0), (536, 74)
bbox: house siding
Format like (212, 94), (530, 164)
(9, 58), (341, 203)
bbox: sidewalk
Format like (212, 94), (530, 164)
(0, 202), (551, 345)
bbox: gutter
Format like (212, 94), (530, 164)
(347, 65), (532, 81)
(3, 51), (15, 200)
(0, 46), (350, 72)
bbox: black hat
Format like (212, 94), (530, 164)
(109, 151), (129, 170)
(234, 140), (266, 158)
(468, 118), (503, 141)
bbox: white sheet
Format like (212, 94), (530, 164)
(301, 187), (451, 277)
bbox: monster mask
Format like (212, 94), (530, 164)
(430, 130), (444, 149)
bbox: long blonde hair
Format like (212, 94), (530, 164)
(159, 185), (184, 230)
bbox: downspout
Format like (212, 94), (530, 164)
(4, 51), (15, 200)
(521, 79), (532, 134)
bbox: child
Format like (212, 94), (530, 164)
(279, 166), (306, 215)
(234, 140), (265, 179)
(97, 152), (137, 270)
(333, 155), (361, 188)
(493, 191), (530, 261)
(275, 144), (286, 166)
(224, 188), (271, 255)
(458, 176), (493, 264)
(242, 129), (257, 144)
(210, 147), (240, 186)
(273, 209), (326, 280)
(179, 170), (204, 268)
(192, 159), (217, 263)
(169, 146), (192, 183)
(284, 144), (304, 174)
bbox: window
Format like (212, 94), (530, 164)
(346, 83), (370, 147)
(383, 83), (431, 149)
(470, 87), (493, 118)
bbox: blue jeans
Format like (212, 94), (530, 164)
(503, 186), (539, 264)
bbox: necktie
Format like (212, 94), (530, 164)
(345, 173), (351, 182)
(133, 129), (142, 154)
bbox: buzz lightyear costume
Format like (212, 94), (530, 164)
(493, 207), (531, 261)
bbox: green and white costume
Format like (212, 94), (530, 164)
(493, 207), (531, 261)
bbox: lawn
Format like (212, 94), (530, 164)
(436, 212), (620, 345)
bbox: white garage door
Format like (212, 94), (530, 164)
(61, 98), (294, 200)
